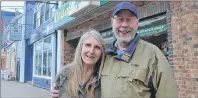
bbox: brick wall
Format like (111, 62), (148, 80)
(170, 1), (198, 98)
(62, 41), (75, 66)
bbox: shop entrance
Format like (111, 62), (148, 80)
(141, 33), (168, 57)
(138, 14), (169, 57)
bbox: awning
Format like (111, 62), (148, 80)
(59, 1), (119, 30)
(54, 1), (114, 30)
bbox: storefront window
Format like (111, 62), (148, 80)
(35, 41), (42, 75)
(34, 36), (52, 77)
(101, 30), (115, 48)
(138, 15), (169, 58)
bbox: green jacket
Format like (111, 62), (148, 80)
(101, 39), (179, 98)
(54, 68), (101, 98)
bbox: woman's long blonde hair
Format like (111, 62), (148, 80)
(65, 29), (106, 97)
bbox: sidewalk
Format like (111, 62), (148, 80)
(1, 80), (50, 98)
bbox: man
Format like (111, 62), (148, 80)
(102, 2), (178, 98)
(51, 2), (179, 98)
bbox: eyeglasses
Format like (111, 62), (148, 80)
(113, 16), (136, 24)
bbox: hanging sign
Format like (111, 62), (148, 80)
(10, 23), (22, 41)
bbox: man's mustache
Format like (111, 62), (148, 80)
(118, 28), (132, 32)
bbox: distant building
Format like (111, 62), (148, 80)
(1, 10), (16, 27)
(1, 11), (17, 71)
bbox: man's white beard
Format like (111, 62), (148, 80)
(113, 28), (136, 44)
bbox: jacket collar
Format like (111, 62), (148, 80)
(105, 34), (140, 63)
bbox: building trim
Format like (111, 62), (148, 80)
(33, 75), (51, 79)
(166, 2), (173, 67)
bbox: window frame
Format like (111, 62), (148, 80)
(33, 36), (52, 77)
(34, 3), (42, 28)
(45, 1), (58, 21)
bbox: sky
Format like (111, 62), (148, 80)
(1, 1), (24, 13)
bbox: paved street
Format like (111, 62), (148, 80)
(1, 80), (50, 98)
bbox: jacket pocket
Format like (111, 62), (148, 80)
(115, 67), (140, 97)
(133, 68), (149, 85)
(127, 68), (150, 97)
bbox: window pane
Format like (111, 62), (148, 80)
(40, 5), (45, 24)
(38, 52), (42, 75)
(34, 13), (37, 28)
(44, 36), (51, 50)
(45, 11), (49, 21)
(35, 41), (42, 52)
(51, 7), (56, 17)
(46, 3), (49, 10)
(38, 3), (42, 9)
(49, 4), (56, 19)
(47, 51), (52, 76)
(35, 53), (39, 75)
(37, 11), (41, 19)
(43, 51), (47, 76)
(49, 3), (54, 9)
(45, 3), (50, 21)
(41, 5), (45, 14)
(36, 18), (40, 28)
(50, 10), (52, 19)
(40, 15), (44, 24)
(35, 41), (42, 75)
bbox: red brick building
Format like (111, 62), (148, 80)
(57, 1), (198, 97)
(170, 2), (198, 98)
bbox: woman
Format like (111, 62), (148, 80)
(51, 29), (106, 98)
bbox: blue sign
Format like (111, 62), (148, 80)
(10, 23), (22, 41)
